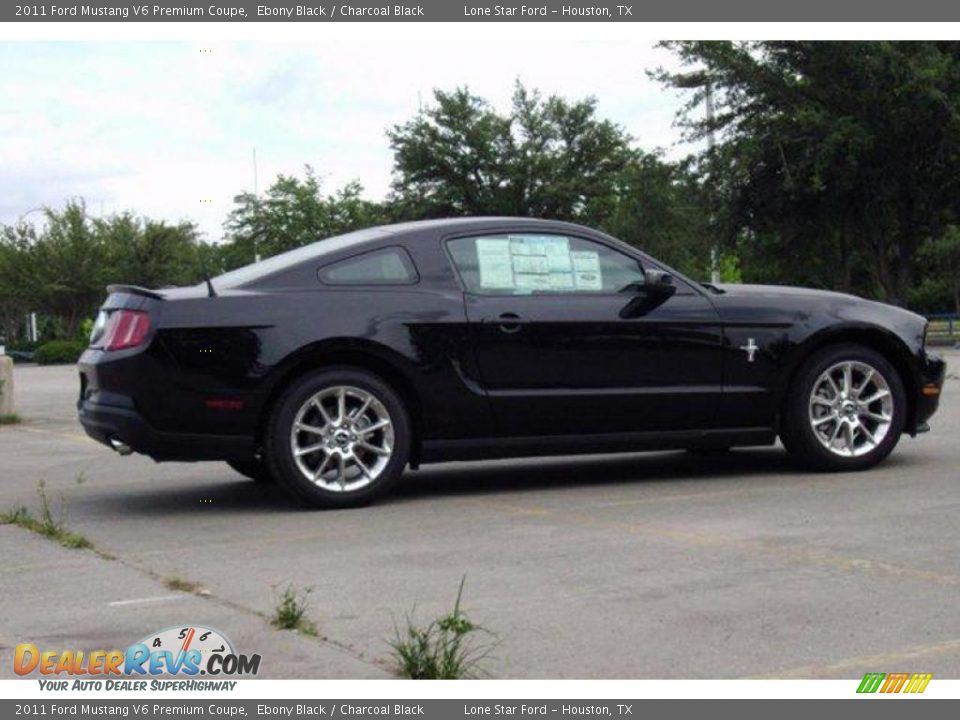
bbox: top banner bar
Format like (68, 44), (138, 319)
(6, 0), (960, 22)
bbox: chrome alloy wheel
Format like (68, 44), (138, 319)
(289, 385), (394, 492)
(808, 360), (894, 458)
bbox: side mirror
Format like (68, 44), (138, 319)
(620, 269), (676, 319)
(644, 268), (674, 289)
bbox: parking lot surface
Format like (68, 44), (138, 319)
(1, 353), (958, 678)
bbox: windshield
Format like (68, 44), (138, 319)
(212, 227), (392, 289)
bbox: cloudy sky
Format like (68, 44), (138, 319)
(0, 35), (691, 241)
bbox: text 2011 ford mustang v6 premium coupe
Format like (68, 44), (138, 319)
(78, 218), (946, 508)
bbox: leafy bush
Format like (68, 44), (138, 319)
(33, 340), (85, 365)
(78, 317), (95, 343)
(5, 340), (41, 353)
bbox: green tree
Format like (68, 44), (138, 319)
(98, 213), (203, 290)
(914, 226), (960, 313)
(21, 201), (108, 337)
(0, 223), (35, 342)
(655, 41), (960, 305)
(0, 201), (207, 340)
(388, 83), (636, 223)
(601, 154), (713, 279)
(223, 168), (385, 267)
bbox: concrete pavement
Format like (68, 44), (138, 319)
(1, 354), (958, 678)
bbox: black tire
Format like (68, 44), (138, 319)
(226, 458), (275, 484)
(780, 343), (906, 471)
(264, 367), (411, 509)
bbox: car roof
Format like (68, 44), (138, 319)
(377, 216), (596, 235)
(213, 217), (601, 290)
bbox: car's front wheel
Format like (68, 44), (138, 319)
(264, 367), (411, 508)
(781, 344), (905, 471)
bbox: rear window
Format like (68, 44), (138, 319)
(318, 247), (418, 285)
(211, 227), (392, 289)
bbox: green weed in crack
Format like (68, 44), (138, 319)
(389, 576), (495, 679)
(271, 584), (318, 636)
(0, 480), (92, 549)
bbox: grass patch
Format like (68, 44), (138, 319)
(0, 413), (21, 425)
(389, 576), (495, 679)
(165, 575), (202, 593)
(1, 480), (92, 550)
(270, 584), (318, 636)
(0, 506), (31, 526)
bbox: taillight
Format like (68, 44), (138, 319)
(100, 310), (151, 351)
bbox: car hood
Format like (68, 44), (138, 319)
(714, 283), (859, 302)
(713, 283), (927, 327)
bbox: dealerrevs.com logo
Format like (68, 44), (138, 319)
(15, 625), (261, 690)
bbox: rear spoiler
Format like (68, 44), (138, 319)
(106, 284), (166, 300)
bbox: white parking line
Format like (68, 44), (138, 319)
(107, 595), (184, 607)
(8, 425), (96, 444)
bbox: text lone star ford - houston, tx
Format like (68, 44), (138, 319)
(77, 218), (946, 508)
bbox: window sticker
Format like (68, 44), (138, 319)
(475, 235), (603, 293)
(477, 238), (515, 288)
(512, 254), (549, 275)
(509, 237), (533, 256)
(516, 273), (553, 291)
(571, 250), (602, 290)
(508, 235), (550, 290)
(506, 235), (576, 292)
(548, 273), (575, 289)
(543, 236), (572, 272)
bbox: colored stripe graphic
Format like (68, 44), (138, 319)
(904, 674), (933, 693)
(880, 672), (909, 693)
(858, 672), (931, 694)
(857, 673), (885, 693)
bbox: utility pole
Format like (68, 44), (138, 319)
(252, 147), (261, 263)
(706, 83), (720, 285)
(26, 312), (38, 343)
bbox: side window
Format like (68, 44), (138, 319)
(318, 247), (418, 286)
(447, 234), (644, 295)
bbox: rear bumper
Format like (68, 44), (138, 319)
(913, 351), (947, 431)
(78, 397), (254, 462)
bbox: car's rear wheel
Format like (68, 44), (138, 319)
(264, 367), (410, 508)
(781, 344), (905, 471)
(227, 458), (275, 484)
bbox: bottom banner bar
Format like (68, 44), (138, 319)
(1, 700), (958, 720)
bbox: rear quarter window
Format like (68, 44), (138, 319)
(318, 247), (419, 286)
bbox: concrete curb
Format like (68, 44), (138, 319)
(0, 355), (13, 415)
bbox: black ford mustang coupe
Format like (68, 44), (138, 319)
(78, 218), (946, 508)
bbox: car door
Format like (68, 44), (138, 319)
(447, 231), (724, 437)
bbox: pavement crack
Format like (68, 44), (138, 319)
(104, 551), (386, 672)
